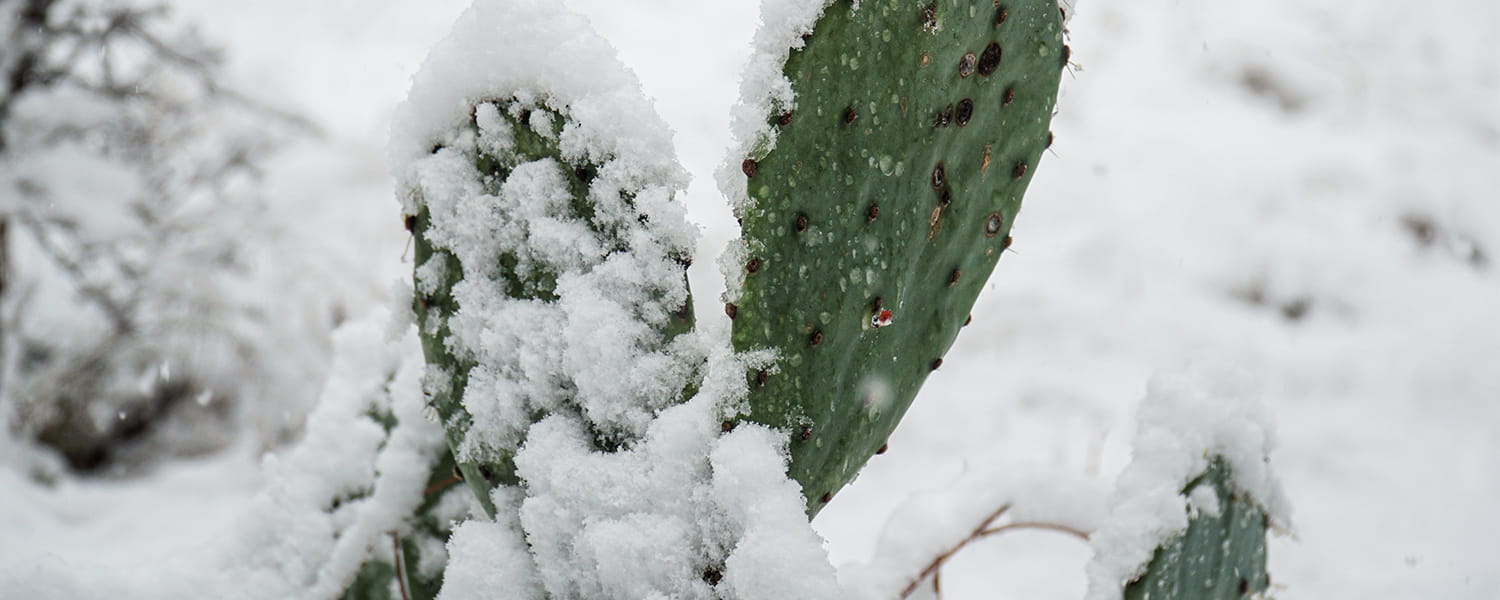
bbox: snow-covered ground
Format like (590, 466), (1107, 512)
(2, 0), (1496, 598)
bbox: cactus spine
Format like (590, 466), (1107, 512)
(727, 0), (1068, 513)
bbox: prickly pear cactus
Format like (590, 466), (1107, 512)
(1124, 458), (1271, 600)
(405, 100), (695, 514)
(727, 0), (1068, 512)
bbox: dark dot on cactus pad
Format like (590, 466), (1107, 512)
(1047, 130), (1055, 149)
(933, 104), (953, 128)
(964, 314), (972, 326)
(820, 492), (833, 504)
(959, 52), (977, 78)
(922, 3), (937, 30)
(477, 465), (494, 481)
(746, 257), (762, 273)
(955, 98), (974, 126)
(930, 358), (943, 370)
(756, 369), (769, 385)
(1238, 578), (1249, 594)
(778, 111), (793, 126)
(843, 105), (858, 126)
(725, 303), (738, 319)
(1002, 234), (1014, 251)
(977, 42), (1002, 76)
(574, 166), (592, 181)
(795, 213), (808, 233)
(930, 163), (946, 190)
(703, 569), (723, 586)
(985, 212), (1004, 237)
(741, 158), (758, 177)
(871, 296), (883, 311)
(1012, 162), (1028, 180)
(996, 7), (1008, 25)
(518, 109), (531, 123)
(949, 269), (961, 285)
(939, 188), (952, 206)
(867, 204), (881, 221)
(403, 214), (416, 232)
(721, 421), (735, 433)
(1061, 44), (1072, 67)
(876, 443), (889, 454)
(810, 330), (824, 346)
(799, 427), (814, 442)
(1003, 87), (1016, 106)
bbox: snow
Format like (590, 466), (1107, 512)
(717, 0), (831, 219)
(2, 0), (1497, 598)
(394, 2), (838, 598)
(1083, 370), (1289, 600)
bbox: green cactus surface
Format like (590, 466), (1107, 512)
(729, 0), (1068, 513)
(408, 101), (694, 515)
(1124, 458), (1271, 600)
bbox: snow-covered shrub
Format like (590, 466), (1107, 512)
(0, 0), (326, 472)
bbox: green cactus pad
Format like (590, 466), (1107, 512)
(729, 0), (1067, 513)
(1125, 458), (1271, 600)
(408, 102), (694, 515)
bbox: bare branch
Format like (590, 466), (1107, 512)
(897, 504), (1091, 600)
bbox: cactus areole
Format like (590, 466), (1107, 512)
(728, 0), (1067, 514)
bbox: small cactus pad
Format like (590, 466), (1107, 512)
(730, 0), (1066, 513)
(1125, 458), (1271, 600)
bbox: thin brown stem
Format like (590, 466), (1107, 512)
(899, 504), (1010, 598)
(423, 474), (461, 498)
(978, 521), (1090, 541)
(897, 505), (1092, 599)
(392, 532), (411, 600)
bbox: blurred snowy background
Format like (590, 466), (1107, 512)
(1, 0), (1495, 598)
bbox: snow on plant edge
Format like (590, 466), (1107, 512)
(1083, 370), (1292, 600)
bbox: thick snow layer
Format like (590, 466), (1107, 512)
(1083, 370), (1289, 600)
(391, 0), (685, 191)
(212, 313), (449, 600)
(394, 1), (839, 598)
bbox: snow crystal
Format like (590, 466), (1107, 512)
(1083, 369), (1291, 600)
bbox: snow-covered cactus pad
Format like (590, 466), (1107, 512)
(394, 0), (697, 515)
(1085, 373), (1289, 600)
(1123, 458), (1269, 600)
(723, 0), (1068, 513)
